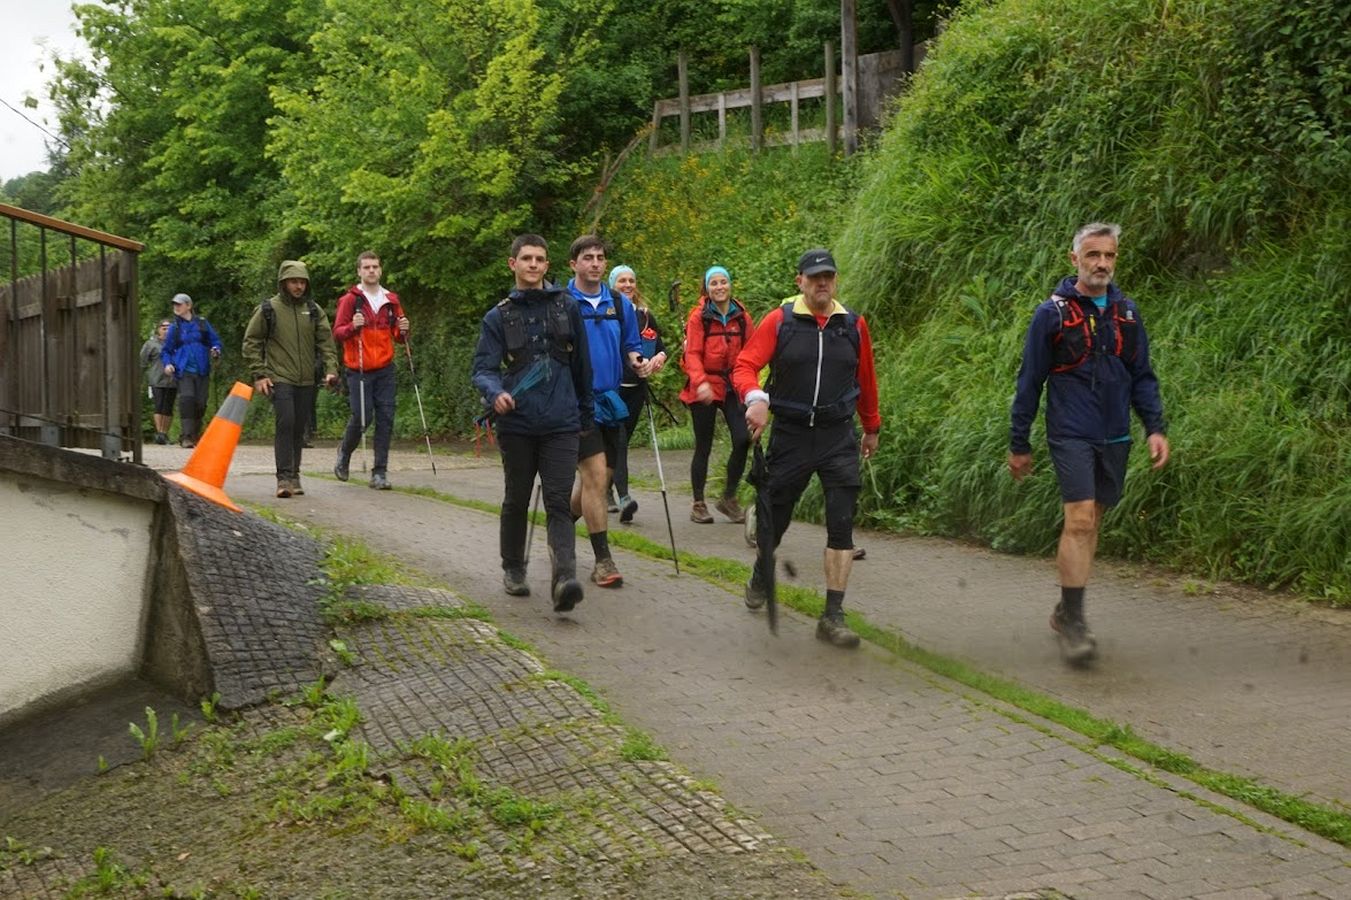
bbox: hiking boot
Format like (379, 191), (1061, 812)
(852, 547), (866, 561)
(619, 494), (638, 524)
(607, 487), (620, 513)
(552, 577), (584, 612)
(715, 496), (746, 523)
(816, 613), (861, 649)
(180, 437), (196, 449)
(503, 568), (530, 597)
(334, 451), (350, 482)
(154, 432), (169, 445)
(744, 574), (768, 609)
(369, 472), (391, 490)
(590, 557), (623, 588)
(291, 479), (305, 496)
(690, 501), (714, 524)
(1050, 603), (1098, 664)
(275, 481), (293, 499)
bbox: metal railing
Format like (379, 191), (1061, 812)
(0, 202), (144, 462)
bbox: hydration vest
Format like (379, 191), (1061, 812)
(767, 300), (861, 426)
(498, 290), (575, 373)
(693, 299), (751, 384)
(1050, 294), (1140, 373)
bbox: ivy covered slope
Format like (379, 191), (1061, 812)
(835, 0), (1349, 600)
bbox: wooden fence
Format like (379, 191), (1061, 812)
(0, 204), (144, 461)
(650, 43), (924, 156)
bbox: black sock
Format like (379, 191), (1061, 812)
(590, 531), (610, 560)
(825, 589), (845, 618)
(1060, 586), (1085, 617)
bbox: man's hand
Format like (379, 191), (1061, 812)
(745, 400), (769, 441)
(164, 364), (175, 377)
(695, 381), (714, 404)
(324, 373), (339, 388)
(1147, 433), (1170, 470)
(861, 432), (879, 460)
(1007, 451), (1033, 481)
(254, 376), (274, 397)
(397, 316), (410, 334)
(493, 392), (515, 415)
(210, 347), (221, 359)
(649, 351), (667, 373)
(352, 311), (365, 329)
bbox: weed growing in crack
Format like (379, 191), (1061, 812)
(128, 707), (160, 760)
(199, 691), (222, 723)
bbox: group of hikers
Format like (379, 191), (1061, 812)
(145, 221), (1169, 664)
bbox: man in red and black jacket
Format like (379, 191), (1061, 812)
(731, 249), (881, 649)
(332, 250), (410, 490)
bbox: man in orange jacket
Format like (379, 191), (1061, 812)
(332, 251), (410, 489)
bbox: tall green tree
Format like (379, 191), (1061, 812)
(270, 0), (607, 307)
(51, 0), (324, 335)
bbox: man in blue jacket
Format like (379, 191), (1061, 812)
(1008, 223), (1170, 664)
(565, 235), (647, 589)
(161, 293), (224, 448)
(472, 234), (594, 613)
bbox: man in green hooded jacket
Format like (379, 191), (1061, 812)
(242, 260), (340, 497)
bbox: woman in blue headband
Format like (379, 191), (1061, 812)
(609, 265), (668, 523)
(679, 265), (755, 524)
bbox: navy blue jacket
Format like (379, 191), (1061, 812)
(471, 287), (594, 436)
(1010, 277), (1166, 453)
(161, 315), (224, 378)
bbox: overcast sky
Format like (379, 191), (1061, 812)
(1, 3), (85, 183)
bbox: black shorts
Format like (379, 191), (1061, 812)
(152, 385), (177, 416)
(1048, 438), (1130, 506)
(765, 418), (860, 506)
(578, 426), (622, 469)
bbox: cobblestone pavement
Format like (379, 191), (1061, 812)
(152, 440), (1351, 899)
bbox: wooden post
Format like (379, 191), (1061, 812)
(750, 47), (763, 153)
(825, 42), (837, 156)
(790, 81), (800, 153)
(718, 92), (727, 149)
(885, 0), (915, 74)
(678, 50), (690, 154)
(841, 0), (859, 156)
(650, 100), (661, 153)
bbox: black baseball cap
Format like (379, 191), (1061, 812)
(797, 248), (837, 276)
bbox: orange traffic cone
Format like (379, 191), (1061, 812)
(164, 381), (253, 512)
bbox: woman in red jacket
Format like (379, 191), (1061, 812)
(679, 266), (754, 523)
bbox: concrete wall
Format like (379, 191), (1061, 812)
(0, 478), (155, 718)
(0, 437), (166, 725)
(0, 434), (327, 729)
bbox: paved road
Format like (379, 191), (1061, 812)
(147, 440), (1351, 898)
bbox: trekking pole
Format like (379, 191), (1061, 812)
(750, 439), (777, 634)
(644, 380), (679, 574)
(524, 481), (542, 567)
(357, 332), (368, 473)
(402, 337), (438, 475)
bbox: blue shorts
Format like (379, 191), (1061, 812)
(1047, 438), (1130, 506)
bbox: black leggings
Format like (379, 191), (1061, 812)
(688, 392), (749, 501)
(612, 381), (648, 497)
